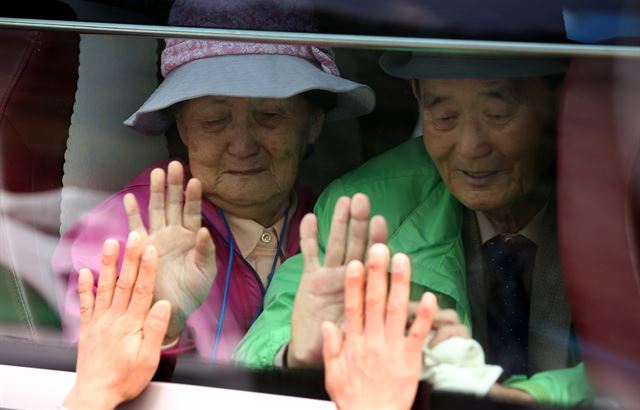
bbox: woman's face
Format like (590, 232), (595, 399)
(176, 95), (323, 214)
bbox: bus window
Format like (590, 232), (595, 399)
(0, 0), (639, 409)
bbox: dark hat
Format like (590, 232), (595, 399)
(379, 52), (569, 80)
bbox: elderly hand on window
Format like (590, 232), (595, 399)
(322, 243), (439, 410)
(123, 160), (217, 345)
(407, 299), (533, 403)
(288, 193), (472, 369)
(407, 302), (470, 345)
(63, 235), (170, 410)
(287, 193), (388, 367)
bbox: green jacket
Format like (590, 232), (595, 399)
(233, 138), (592, 406)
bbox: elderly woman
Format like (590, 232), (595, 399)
(54, 0), (374, 361)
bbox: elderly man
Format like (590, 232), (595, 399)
(234, 53), (591, 405)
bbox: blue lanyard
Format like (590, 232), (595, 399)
(209, 205), (290, 362)
(253, 205), (290, 322)
(210, 209), (235, 362)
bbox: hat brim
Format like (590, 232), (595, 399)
(125, 54), (375, 135)
(380, 51), (568, 80)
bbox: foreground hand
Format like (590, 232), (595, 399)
(64, 235), (171, 410)
(322, 244), (439, 410)
(288, 193), (387, 367)
(123, 161), (216, 343)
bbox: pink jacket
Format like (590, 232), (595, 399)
(52, 160), (315, 361)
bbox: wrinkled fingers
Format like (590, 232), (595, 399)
(148, 168), (167, 231)
(183, 178), (203, 231)
(433, 309), (462, 327)
(324, 197), (351, 267)
(166, 161), (185, 226)
(123, 193), (147, 236)
(300, 213), (321, 273)
(194, 227), (217, 284)
(344, 193), (371, 262)
(428, 323), (471, 348)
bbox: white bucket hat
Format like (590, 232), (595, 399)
(124, 0), (375, 136)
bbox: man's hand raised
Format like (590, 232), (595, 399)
(287, 193), (387, 367)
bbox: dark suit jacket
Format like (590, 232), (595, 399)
(462, 204), (578, 376)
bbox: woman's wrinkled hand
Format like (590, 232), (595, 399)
(123, 160), (216, 344)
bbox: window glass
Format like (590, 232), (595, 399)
(1, 0), (636, 42)
(0, 0), (639, 408)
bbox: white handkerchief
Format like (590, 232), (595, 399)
(421, 334), (502, 396)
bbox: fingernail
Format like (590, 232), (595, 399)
(423, 292), (439, 310)
(346, 261), (363, 279)
(103, 239), (117, 255)
(79, 268), (91, 285)
(320, 322), (330, 337)
(391, 253), (399, 269)
(155, 301), (171, 318)
(143, 245), (156, 260)
(128, 231), (139, 245)
(391, 253), (406, 272)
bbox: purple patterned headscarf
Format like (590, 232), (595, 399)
(161, 0), (339, 77)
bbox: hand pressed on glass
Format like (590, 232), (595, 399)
(123, 160), (217, 345)
(288, 193), (388, 367)
(64, 235), (170, 410)
(322, 244), (439, 410)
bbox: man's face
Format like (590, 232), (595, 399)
(176, 95), (323, 210)
(415, 78), (555, 213)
